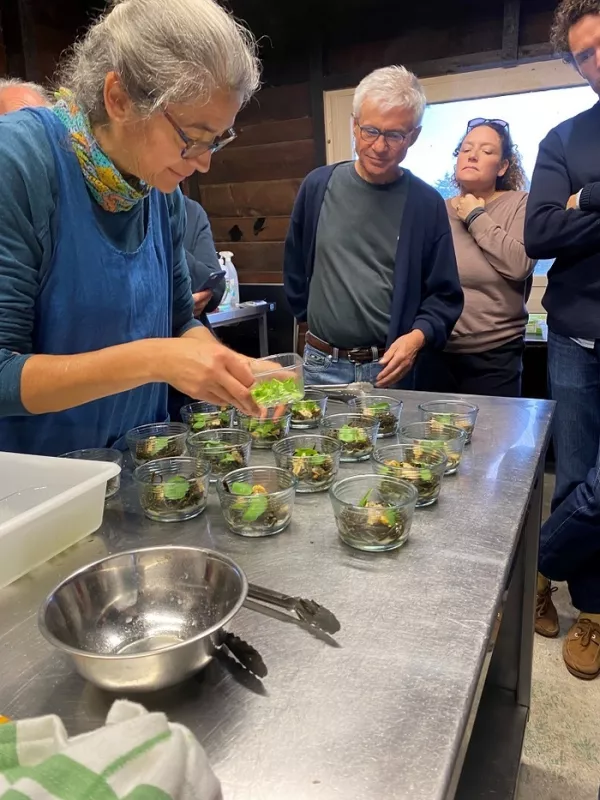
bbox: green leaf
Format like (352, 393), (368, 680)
(221, 453), (239, 464)
(435, 413), (454, 425)
(294, 447), (318, 457)
(251, 376), (303, 407)
(203, 440), (223, 450)
(230, 481), (253, 496)
(338, 424), (359, 443)
(293, 400), (319, 413)
(381, 508), (396, 526)
(192, 415), (207, 431)
(419, 468), (433, 482)
(163, 475), (189, 501)
(370, 402), (391, 413)
(358, 488), (373, 507)
(219, 411), (231, 424)
(242, 494), (268, 522)
(149, 436), (169, 454)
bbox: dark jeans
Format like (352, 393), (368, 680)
(538, 331), (600, 612)
(414, 337), (525, 397)
(539, 455), (600, 612)
(547, 330), (600, 510)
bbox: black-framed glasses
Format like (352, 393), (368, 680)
(467, 117), (509, 133)
(164, 110), (237, 160)
(354, 119), (412, 147)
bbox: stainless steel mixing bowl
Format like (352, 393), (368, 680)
(38, 545), (248, 692)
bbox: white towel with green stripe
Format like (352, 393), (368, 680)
(0, 700), (222, 799)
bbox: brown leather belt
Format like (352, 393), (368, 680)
(306, 332), (385, 364)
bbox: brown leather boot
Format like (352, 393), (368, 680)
(535, 583), (559, 638)
(563, 617), (600, 680)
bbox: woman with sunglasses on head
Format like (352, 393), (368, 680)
(0, 0), (263, 456)
(416, 118), (536, 397)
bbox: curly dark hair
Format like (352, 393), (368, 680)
(453, 122), (527, 192)
(551, 0), (600, 58)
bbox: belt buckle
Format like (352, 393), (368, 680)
(347, 348), (365, 364)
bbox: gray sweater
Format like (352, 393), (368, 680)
(445, 191), (536, 354)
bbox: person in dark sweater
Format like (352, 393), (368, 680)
(183, 195), (225, 317)
(284, 66), (463, 389)
(525, 0), (600, 680)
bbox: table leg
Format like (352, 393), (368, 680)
(258, 312), (269, 358)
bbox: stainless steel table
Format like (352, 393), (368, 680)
(0, 392), (553, 800)
(208, 301), (274, 357)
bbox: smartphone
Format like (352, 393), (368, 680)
(196, 270), (226, 292)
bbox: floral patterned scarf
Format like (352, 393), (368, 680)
(52, 88), (150, 213)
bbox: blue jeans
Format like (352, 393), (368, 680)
(548, 331), (600, 510)
(539, 454), (600, 611)
(302, 344), (415, 388)
(540, 331), (600, 611)
(303, 344), (383, 386)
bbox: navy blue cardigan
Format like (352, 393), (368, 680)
(283, 164), (463, 349)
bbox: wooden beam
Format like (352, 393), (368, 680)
(502, 0), (521, 62)
(237, 82), (311, 125)
(310, 39), (327, 168)
(199, 178), (303, 218)
(230, 117), (313, 149)
(199, 139), (315, 185)
(214, 241), (285, 273)
(210, 216), (290, 243)
(323, 42), (557, 91)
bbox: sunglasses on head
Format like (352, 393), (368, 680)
(467, 117), (509, 134)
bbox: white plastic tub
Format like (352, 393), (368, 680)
(0, 451), (121, 589)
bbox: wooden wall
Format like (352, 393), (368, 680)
(192, 80), (316, 284)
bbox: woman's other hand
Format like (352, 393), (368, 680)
(454, 194), (486, 222)
(192, 290), (213, 317)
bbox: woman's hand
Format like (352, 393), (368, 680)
(455, 194), (485, 222)
(159, 331), (259, 415)
(192, 290), (213, 317)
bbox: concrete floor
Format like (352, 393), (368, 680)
(518, 473), (600, 800)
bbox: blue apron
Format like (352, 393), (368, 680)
(0, 108), (171, 456)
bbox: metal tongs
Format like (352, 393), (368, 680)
(245, 583), (341, 635)
(307, 381), (373, 404)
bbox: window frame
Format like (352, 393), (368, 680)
(323, 59), (587, 313)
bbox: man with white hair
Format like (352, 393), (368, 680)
(0, 78), (50, 113)
(284, 65), (463, 388)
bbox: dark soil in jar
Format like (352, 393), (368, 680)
(335, 423), (372, 456)
(135, 436), (182, 464)
(382, 459), (439, 501)
(291, 401), (322, 423)
(290, 448), (334, 488)
(338, 503), (407, 547)
(143, 474), (205, 514)
(225, 480), (289, 531)
(198, 442), (246, 476)
(247, 419), (287, 444)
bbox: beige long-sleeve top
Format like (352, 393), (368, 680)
(445, 191), (536, 354)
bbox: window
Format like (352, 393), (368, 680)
(324, 60), (595, 312)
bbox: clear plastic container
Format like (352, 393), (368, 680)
(348, 395), (403, 438)
(60, 448), (123, 498)
(319, 413), (380, 462)
(217, 466), (297, 537)
(134, 457), (210, 522)
(330, 474), (418, 552)
(290, 389), (328, 430)
(0, 451), (120, 589)
(399, 421), (467, 476)
(418, 400), (479, 444)
(273, 434), (342, 493)
(180, 402), (235, 432)
(187, 428), (252, 482)
(372, 443), (447, 508)
(126, 422), (188, 466)
(250, 353), (304, 411)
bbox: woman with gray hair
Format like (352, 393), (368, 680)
(0, 0), (261, 456)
